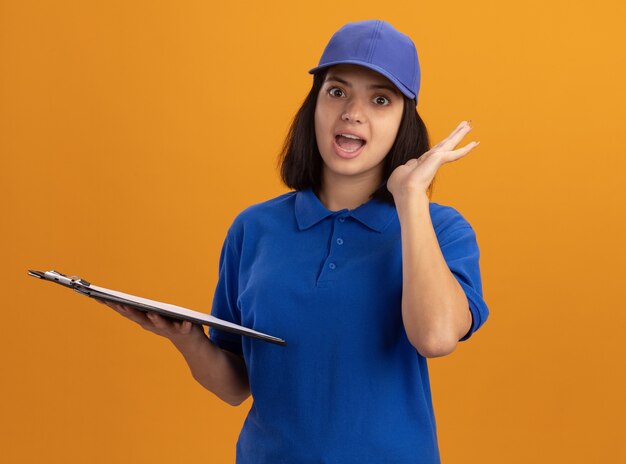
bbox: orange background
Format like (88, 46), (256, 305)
(2, 1), (625, 462)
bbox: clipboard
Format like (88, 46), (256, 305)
(27, 269), (286, 347)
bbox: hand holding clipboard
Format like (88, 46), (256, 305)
(28, 269), (286, 346)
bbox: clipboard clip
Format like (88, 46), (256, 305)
(28, 269), (91, 287)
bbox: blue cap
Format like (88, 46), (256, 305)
(308, 20), (421, 105)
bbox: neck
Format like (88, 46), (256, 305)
(316, 169), (383, 212)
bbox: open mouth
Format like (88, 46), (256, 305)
(335, 134), (367, 153)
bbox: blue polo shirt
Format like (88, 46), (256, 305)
(209, 187), (489, 464)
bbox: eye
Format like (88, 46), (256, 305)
(328, 87), (345, 98)
(374, 95), (391, 106)
(327, 86), (392, 106)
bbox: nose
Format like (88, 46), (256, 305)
(342, 98), (366, 124)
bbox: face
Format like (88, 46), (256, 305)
(314, 63), (404, 186)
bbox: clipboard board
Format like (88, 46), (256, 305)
(27, 269), (286, 347)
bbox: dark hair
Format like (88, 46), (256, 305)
(276, 66), (435, 206)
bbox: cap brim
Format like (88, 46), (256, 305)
(308, 60), (416, 101)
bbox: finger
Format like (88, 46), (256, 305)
(105, 302), (130, 319)
(442, 122), (473, 151)
(113, 303), (151, 325)
(102, 300), (123, 312)
(178, 320), (193, 334)
(118, 304), (143, 317)
(452, 120), (470, 133)
(109, 302), (127, 312)
(146, 312), (171, 330)
(442, 141), (480, 163)
(433, 121), (472, 151)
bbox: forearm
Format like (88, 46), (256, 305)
(396, 193), (472, 358)
(169, 331), (250, 406)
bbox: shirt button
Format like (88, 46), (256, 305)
(339, 217), (345, 222)
(328, 262), (336, 270)
(336, 238), (343, 245)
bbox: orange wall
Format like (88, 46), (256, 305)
(2, 1), (625, 463)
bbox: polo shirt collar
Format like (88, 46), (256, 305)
(295, 187), (396, 233)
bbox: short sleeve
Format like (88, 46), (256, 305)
(208, 230), (244, 356)
(438, 220), (490, 342)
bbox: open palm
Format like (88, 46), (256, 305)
(387, 120), (479, 200)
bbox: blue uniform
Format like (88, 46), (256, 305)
(209, 187), (489, 464)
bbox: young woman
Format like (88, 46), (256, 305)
(98, 19), (489, 464)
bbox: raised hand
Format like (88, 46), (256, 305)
(387, 120), (479, 202)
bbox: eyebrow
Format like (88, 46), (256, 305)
(325, 75), (401, 96)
